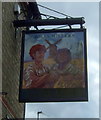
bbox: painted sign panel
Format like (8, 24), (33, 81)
(19, 29), (88, 102)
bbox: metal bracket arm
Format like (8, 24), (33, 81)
(13, 17), (85, 28)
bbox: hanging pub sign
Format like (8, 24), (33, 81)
(19, 29), (88, 102)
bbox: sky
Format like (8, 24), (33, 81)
(24, 31), (84, 61)
(25, 2), (99, 118)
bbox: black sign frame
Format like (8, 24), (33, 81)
(19, 28), (88, 102)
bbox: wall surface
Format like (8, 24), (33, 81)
(2, 2), (24, 119)
(0, 1), (2, 120)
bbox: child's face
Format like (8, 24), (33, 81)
(57, 51), (70, 63)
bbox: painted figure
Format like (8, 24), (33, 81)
(53, 48), (85, 88)
(23, 44), (50, 88)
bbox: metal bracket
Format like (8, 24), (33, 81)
(13, 17), (85, 30)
